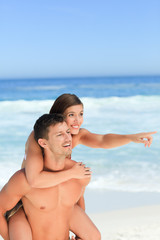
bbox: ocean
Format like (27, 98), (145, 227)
(0, 76), (160, 193)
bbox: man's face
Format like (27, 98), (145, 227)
(46, 122), (72, 157)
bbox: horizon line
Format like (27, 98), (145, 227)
(0, 74), (160, 81)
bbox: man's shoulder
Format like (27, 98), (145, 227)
(6, 169), (30, 191)
(11, 168), (26, 179)
(0, 169), (30, 201)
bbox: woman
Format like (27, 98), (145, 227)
(8, 93), (156, 240)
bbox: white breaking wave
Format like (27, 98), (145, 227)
(0, 95), (160, 113)
(89, 160), (160, 192)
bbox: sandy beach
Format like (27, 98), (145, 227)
(84, 189), (160, 240)
(89, 205), (160, 240)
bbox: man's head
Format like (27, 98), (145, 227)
(34, 114), (72, 157)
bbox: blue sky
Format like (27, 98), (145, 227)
(0, 0), (160, 79)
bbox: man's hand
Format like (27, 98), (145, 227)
(127, 131), (157, 147)
(70, 162), (92, 179)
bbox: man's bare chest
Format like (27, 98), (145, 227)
(23, 179), (84, 211)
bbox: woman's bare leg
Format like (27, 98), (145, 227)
(8, 208), (32, 240)
(70, 205), (101, 240)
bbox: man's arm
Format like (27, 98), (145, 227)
(24, 132), (91, 188)
(0, 170), (29, 240)
(78, 128), (157, 149)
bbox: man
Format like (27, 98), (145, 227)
(0, 114), (101, 240)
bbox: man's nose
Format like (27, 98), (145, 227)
(65, 133), (72, 141)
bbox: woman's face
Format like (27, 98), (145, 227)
(64, 104), (84, 135)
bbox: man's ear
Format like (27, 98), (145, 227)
(38, 138), (48, 148)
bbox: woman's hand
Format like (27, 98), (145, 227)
(127, 131), (157, 147)
(70, 162), (92, 179)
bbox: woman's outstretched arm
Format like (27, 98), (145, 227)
(77, 128), (157, 149)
